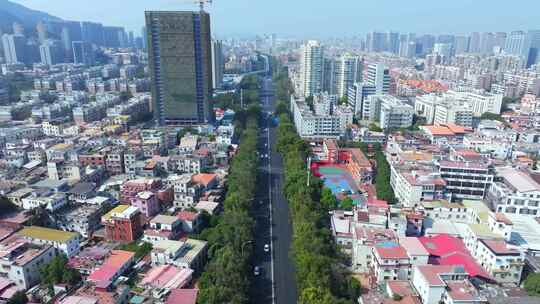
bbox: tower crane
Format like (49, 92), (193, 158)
(179, 0), (213, 12)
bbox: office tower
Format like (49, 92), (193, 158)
(322, 57), (337, 95)
(399, 34), (408, 57)
(2, 34), (27, 64)
(433, 43), (453, 60)
(211, 39), (224, 90)
(60, 21), (83, 61)
(526, 30), (540, 67)
(26, 41), (40, 64)
(367, 32), (386, 52)
(454, 36), (469, 54)
(82, 22), (104, 46)
(479, 32), (495, 54)
(146, 11), (213, 125)
(493, 32), (507, 49)
(65, 21), (83, 41)
(418, 34), (435, 55)
(72, 41), (95, 65)
(386, 31), (400, 54)
(103, 26), (126, 48)
(300, 40), (324, 97)
(437, 34), (455, 44)
(0, 28), (3, 56)
(366, 64), (390, 94)
(12, 22), (24, 36)
(60, 28), (72, 61)
(36, 21), (48, 43)
(271, 33), (277, 49)
(135, 37), (143, 50)
(44, 20), (65, 37)
(128, 31), (135, 47)
(405, 42), (417, 58)
(399, 33), (416, 58)
(469, 32), (481, 53)
(39, 40), (64, 65)
(504, 31), (528, 56)
(141, 26), (147, 50)
(335, 54), (361, 98)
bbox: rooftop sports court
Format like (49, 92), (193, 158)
(315, 165), (365, 206)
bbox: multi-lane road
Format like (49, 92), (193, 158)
(250, 76), (297, 304)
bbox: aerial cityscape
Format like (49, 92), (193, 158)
(0, 0), (540, 304)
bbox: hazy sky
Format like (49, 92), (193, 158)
(12, 0), (540, 37)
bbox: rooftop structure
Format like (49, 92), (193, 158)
(87, 250), (135, 289)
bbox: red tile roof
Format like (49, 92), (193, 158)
(166, 289), (198, 304)
(481, 239), (520, 256)
(375, 243), (409, 260)
(444, 123), (472, 134)
(422, 125), (455, 136)
(177, 211), (199, 222)
(192, 173), (217, 187)
(418, 234), (467, 257)
(418, 234), (493, 281)
(87, 250), (134, 287)
(438, 252), (492, 280)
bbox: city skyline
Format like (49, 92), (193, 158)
(11, 0), (540, 37)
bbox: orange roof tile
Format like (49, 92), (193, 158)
(423, 125), (455, 136)
(444, 123), (472, 134)
(192, 173), (217, 187)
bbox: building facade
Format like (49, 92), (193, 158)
(146, 11), (213, 125)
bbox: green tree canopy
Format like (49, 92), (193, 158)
(277, 108), (364, 303)
(340, 197), (354, 211)
(40, 255), (81, 289)
(0, 196), (17, 215)
(116, 242), (153, 259)
(479, 112), (506, 123)
(7, 291), (28, 304)
(275, 101), (289, 116)
(197, 108), (260, 304)
(368, 123), (383, 132)
(375, 150), (395, 203)
(321, 188), (338, 211)
(524, 273), (540, 296)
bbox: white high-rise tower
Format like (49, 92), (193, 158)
(300, 40), (324, 97)
(335, 54), (361, 98)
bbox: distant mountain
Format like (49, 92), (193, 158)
(0, 0), (62, 33)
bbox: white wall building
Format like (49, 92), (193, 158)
(378, 96), (414, 130)
(437, 160), (493, 200)
(415, 90), (503, 125)
(0, 239), (57, 289)
(18, 226), (81, 258)
(488, 167), (540, 217)
(290, 96), (349, 139)
(365, 63), (390, 94)
(475, 239), (524, 285)
(348, 82), (376, 117)
(412, 265), (471, 304)
(22, 192), (67, 212)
